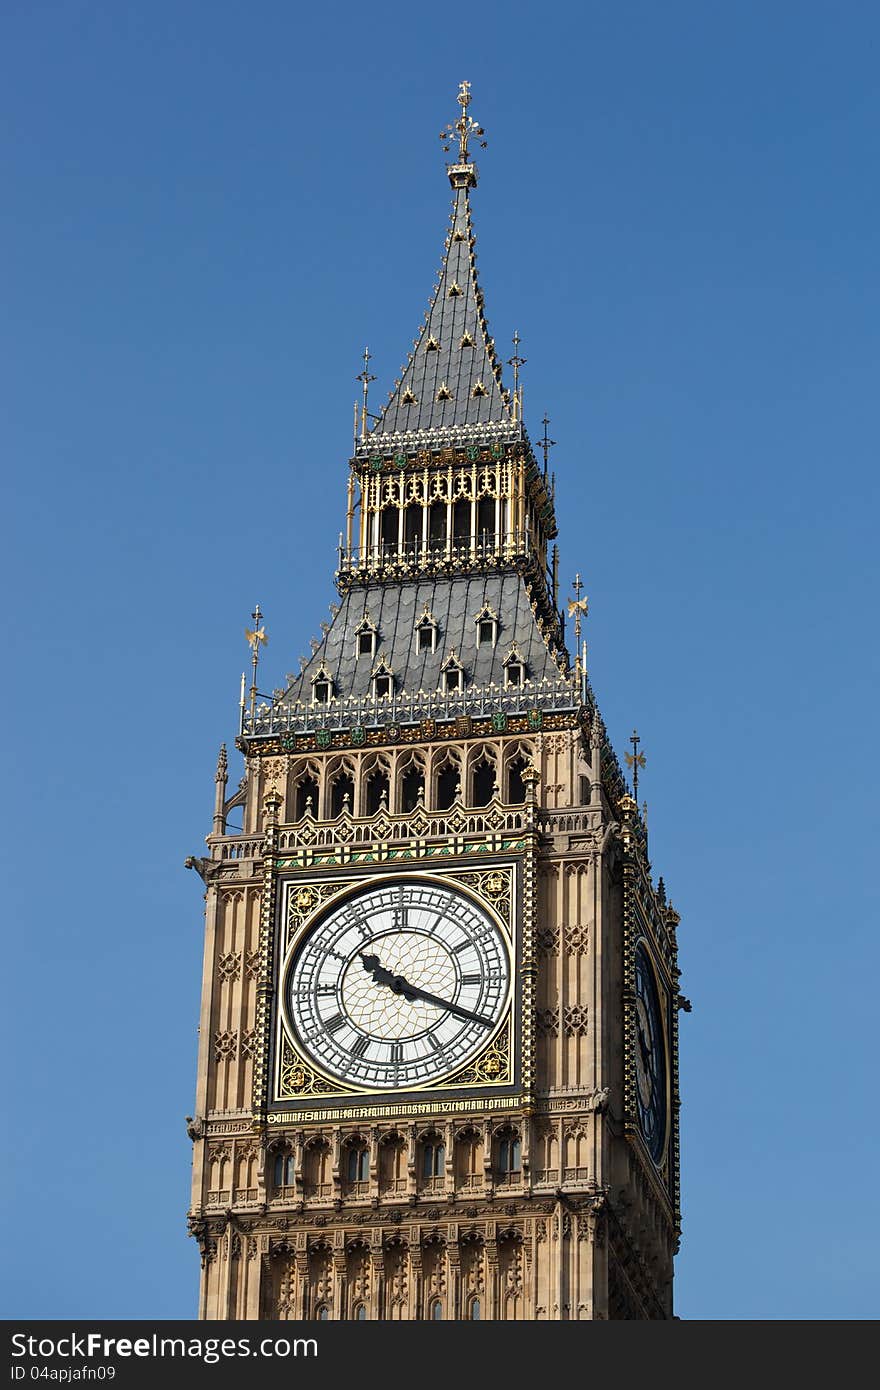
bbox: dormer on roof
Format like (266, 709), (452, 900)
(310, 664), (334, 705)
(370, 655), (395, 701)
(502, 642), (528, 688)
(415, 606), (439, 654)
(475, 603), (500, 648)
(440, 649), (465, 694)
(355, 615), (378, 659)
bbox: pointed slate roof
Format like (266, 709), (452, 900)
(371, 180), (512, 439)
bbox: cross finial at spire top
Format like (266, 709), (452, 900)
(440, 80), (487, 187)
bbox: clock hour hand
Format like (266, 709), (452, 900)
(359, 953), (494, 1028)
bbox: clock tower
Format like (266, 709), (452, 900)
(186, 82), (685, 1320)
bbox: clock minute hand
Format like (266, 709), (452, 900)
(359, 953), (494, 1028)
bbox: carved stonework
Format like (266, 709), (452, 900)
(217, 952), (241, 982)
(535, 1008), (559, 1037)
(562, 1005), (588, 1037)
(213, 1031), (237, 1061)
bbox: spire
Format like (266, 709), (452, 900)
(364, 82), (512, 444)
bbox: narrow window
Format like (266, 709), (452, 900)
(401, 768), (424, 812)
(418, 625), (434, 653)
(347, 1147), (368, 1182)
(505, 663), (523, 687)
(380, 507), (398, 554)
(422, 1141), (445, 1177)
(430, 1300), (443, 1320)
(374, 673), (392, 699)
(443, 667), (462, 693)
(358, 631), (374, 657)
(313, 680), (331, 704)
(478, 619), (495, 646)
(316, 1306), (329, 1321)
(354, 1304), (367, 1321)
(469, 1297), (481, 1321)
(436, 766), (458, 811)
(366, 772), (390, 816)
(452, 498), (470, 543)
(331, 773), (354, 818)
(507, 758), (527, 805)
(472, 760), (495, 807)
(295, 774), (318, 819)
(429, 500), (446, 544)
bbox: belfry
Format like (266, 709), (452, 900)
(186, 82), (685, 1320)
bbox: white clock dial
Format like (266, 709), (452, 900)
(284, 878), (510, 1091)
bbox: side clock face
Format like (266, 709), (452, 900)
(634, 942), (667, 1164)
(284, 878), (510, 1092)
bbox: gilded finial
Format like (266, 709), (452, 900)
(625, 729), (647, 799)
(568, 573), (588, 685)
(356, 346), (377, 440)
(245, 604), (268, 721)
(540, 414), (556, 476)
(440, 81), (486, 187)
(508, 331), (526, 422)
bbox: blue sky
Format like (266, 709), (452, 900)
(2, 1), (878, 1319)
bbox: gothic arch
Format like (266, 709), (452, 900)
(378, 1131), (408, 1195)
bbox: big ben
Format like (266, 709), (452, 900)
(185, 82), (685, 1320)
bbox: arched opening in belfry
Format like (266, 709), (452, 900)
(400, 764), (425, 813)
(295, 773), (319, 820)
(428, 500), (447, 547)
(331, 771), (354, 818)
(404, 502), (421, 549)
(472, 757), (495, 807)
(452, 498), (470, 545)
(435, 763), (459, 811)
(380, 507), (398, 555)
(477, 496), (495, 545)
(365, 769), (390, 816)
(507, 756), (528, 805)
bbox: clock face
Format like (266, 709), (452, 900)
(634, 941), (667, 1164)
(284, 878), (511, 1092)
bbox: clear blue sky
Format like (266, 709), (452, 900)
(2, 1), (878, 1320)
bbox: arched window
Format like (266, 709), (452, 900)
(477, 496), (494, 538)
(471, 758), (495, 807)
(295, 773), (319, 820)
(507, 756), (528, 805)
(400, 764), (425, 813)
(346, 1145), (369, 1184)
(316, 1305), (330, 1321)
(422, 1139), (445, 1178)
(435, 763), (459, 811)
(331, 772), (354, 818)
(429, 1299), (443, 1320)
(380, 506), (398, 555)
(354, 1303), (367, 1321)
(452, 497), (470, 545)
(404, 502), (422, 549)
(365, 769), (390, 816)
(273, 1151), (295, 1188)
(428, 500), (446, 547)
(497, 1131), (521, 1176)
(469, 1297), (481, 1321)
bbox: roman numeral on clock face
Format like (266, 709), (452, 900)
(389, 1042), (403, 1063)
(461, 973), (481, 986)
(325, 1013), (345, 1033)
(350, 1036), (369, 1058)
